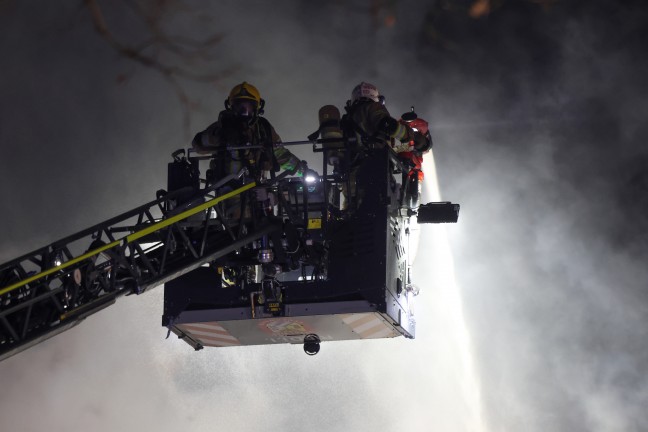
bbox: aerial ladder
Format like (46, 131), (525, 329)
(0, 162), (265, 361)
(0, 111), (459, 361)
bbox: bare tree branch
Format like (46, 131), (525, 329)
(83, 0), (237, 136)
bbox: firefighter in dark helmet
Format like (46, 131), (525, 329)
(343, 82), (429, 152)
(330, 82), (431, 210)
(192, 81), (304, 184)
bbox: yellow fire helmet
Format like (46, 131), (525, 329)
(226, 81), (265, 116)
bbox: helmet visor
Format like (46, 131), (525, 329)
(231, 98), (258, 117)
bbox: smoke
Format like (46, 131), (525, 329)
(430, 2), (648, 430)
(2, 1), (648, 431)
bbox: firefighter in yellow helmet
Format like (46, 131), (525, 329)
(192, 81), (304, 183)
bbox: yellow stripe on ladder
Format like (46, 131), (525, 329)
(0, 182), (256, 296)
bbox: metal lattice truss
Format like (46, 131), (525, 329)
(0, 180), (279, 361)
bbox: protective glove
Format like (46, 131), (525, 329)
(295, 160), (309, 177)
(406, 118), (432, 154)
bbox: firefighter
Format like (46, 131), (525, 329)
(334, 82), (429, 210)
(192, 81), (304, 184)
(342, 82), (428, 152)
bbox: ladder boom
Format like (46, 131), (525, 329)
(0, 181), (259, 362)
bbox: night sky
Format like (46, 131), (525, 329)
(1, 1), (647, 431)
